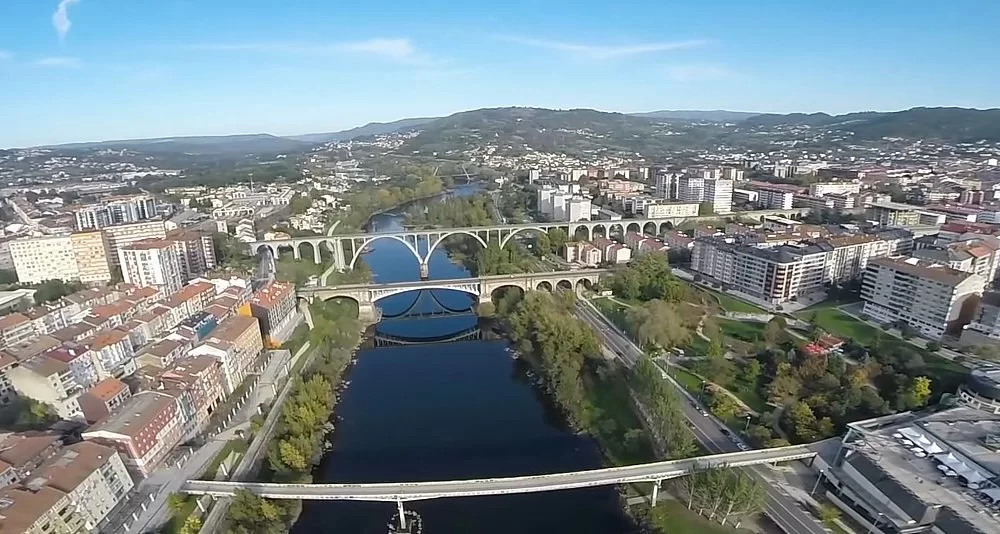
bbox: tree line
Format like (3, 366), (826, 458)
(225, 299), (362, 534)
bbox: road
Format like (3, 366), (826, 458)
(195, 306), (316, 534)
(183, 445), (813, 501)
(574, 300), (830, 534)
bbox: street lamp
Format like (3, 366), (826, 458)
(700, 380), (707, 401)
(810, 470), (824, 495)
(744, 415), (752, 432)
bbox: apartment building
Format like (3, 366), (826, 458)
(677, 175), (705, 203)
(912, 240), (1000, 286)
(165, 229), (217, 280)
(691, 237), (828, 305)
(861, 257), (985, 339)
(69, 230), (113, 283)
(816, 235), (886, 285)
(8, 235), (79, 284)
(703, 178), (734, 214)
(156, 356), (225, 440)
(0, 431), (63, 485)
(82, 390), (183, 477)
(563, 242), (602, 267)
(793, 194), (836, 210)
(748, 183), (796, 210)
(102, 220), (168, 266)
(189, 315), (263, 394)
(645, 201), (699, 218)
(77, 377), (132, 424)
(0, 314), (36, 348)
(80, 328), (136, 379)
(0, 484), (86, 533)
(248, 281), (295, 343)
(566, 196), (592, 222)
(809, 181), (861, 197)
(865, 201), (922, 226)
(653, 172), (679, 199)
(45, 346), (99, 390)
(74, 195), (158, 230)
(7, 356), (85, 420)
(31, 441), (134, 530)
(118, 240), (184, 295)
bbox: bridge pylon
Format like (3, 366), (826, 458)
(418, 262), (429, 280)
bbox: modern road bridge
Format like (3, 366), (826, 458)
(251, 208), (812, 277)
(182, 444), (815, 523)
(298, 269), (609, 321)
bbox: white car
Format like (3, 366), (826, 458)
(737, 442), (750, 451)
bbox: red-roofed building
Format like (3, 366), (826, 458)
(155, 355), (225, 439)
(82, 390), (183, 477)
(248, 281), (295, 344)
(189, 315), (263, 394)
(0, 313), (35, 348)
(77, 377), (132, 423)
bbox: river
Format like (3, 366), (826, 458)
(291, 186), (638, 534)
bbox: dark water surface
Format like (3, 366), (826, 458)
(291, 189), (637, 533)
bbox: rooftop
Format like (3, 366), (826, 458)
(250, 281), (294, 309)
(123, 239), (175, 251)
(83, 377), (129, 402)
(0, 313), (30, 331)
(0, 432), (62, 469)
(34, 441), (116, 494)
(0, 485), (69, 533)
(206, 315), (258, 343)
(84, 391), (175, 439)
(869, 256), (976, 286)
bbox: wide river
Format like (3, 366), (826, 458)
(291, 188), (638, 533)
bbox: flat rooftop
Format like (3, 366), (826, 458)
(849, 406), (1000, 534)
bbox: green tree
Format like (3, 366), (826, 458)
(167, 493), (187, 513)
(179, 515), (202, 534)
(698, 201), (715, 216)
(710, 393), (741, 420)
(902, 376), (933, 409)
(763, 317), (787, 346)
(626, 300), (691, 350)
(547, 228), (568, 253)
(767, 362), (802, 404)
(289, 193), (312, 215)
(738, 358), (762, 387)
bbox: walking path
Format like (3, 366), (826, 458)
(319, 220), (342, 286)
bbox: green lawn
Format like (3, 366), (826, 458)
(801, 308), (968, 393)
(718, 319), (765, 343)
(203, 439), (249, 480)
(671, 367), (705, 395)
(644, 500), (754, 534)
(731, 384), (769, 414)
(705, 289), (766, 314)
(162, 498), (198, 534)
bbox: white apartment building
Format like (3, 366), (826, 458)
(74, 195), (158, 230)
(817, 235), (887, 285)
(861, 257), (985, 339)
(7, 357), (85, 420)
(750, 185), (795, 210)
(677, 175), (705, 203)
(567, 196), (592, 222)
(537, 187), (556, 217)
(549, 192), (572, 221)
(36, 441), (135, 531)
(102, 220), (168, 266)
(809, 181), (862, 197)
(645, 202), (699, 218)
(704, 178), (733, 214)
(8, 236), (78, 284)
(690, 238), (828, 305)
(118, 240), (184, 295)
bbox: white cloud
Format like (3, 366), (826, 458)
(498, 35), (707, 60)
(189, 38), (434, 65)
(52, 0), (80, 40)
(665, 64), (731, 81)
(35, 56), (81, 67)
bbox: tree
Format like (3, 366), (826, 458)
(547, 228), (568, 253)
(763, 317), (787, 347)
(746, 424), (772, 446)
(767, 363), (802, 404)
(710, 393), (741, 421)
(925, 341), (941, 353)
(698, 201), (715, 216)
(167, 493), (187, 513)
(901, 376), (933, 409)
(626, 300), (691, 350)
(0, 270), (17, 285)
(788, 401), (821, 441)
(289, 193), (312, 215)
(738, 358), (762, 387)
(179, 515), (202, 534)
(535, 231), (553, 256)
(32, 279), (85, 305)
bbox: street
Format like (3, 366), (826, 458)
(574, 299), (829, 534)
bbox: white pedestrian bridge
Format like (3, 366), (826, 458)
(182, 444), (815, 502)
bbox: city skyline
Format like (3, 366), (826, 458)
(2, 0), (999, 146)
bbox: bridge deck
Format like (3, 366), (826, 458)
(299, 269), (614, 293)
(182, 444), (814, 501)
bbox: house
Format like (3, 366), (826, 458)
(77, 377), (132, 424)
(188, 315), (263, 394)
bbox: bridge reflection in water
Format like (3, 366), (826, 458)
(367, 289), (488, 348)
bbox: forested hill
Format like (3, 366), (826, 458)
(743, 107), (1000, 142)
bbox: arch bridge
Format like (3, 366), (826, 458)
(298, 269), (609, 322)
(251, 209), (812, 278)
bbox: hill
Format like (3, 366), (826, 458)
(46, 134), (312, 155)
(289, 117), (438, 143)
(630, 110), (760, 122)
(397, 107), (721, 159)
(743, 107), (1000, 142)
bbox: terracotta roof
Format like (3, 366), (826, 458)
(87, 329), (129, 351)
(35, 441), (117, 494)
(84, 377), (128, 402)
(49, 323), (93, 343)
(0, 485), (68, 533)
(0, 432), (62, 469)
(45, 347), (87, 364)
(129, 286), (160, 300)
(90, 301), (132, 320)
(5, 336), (61, 362)
(249, 281), (294, 309)
(0, 313), (30, 331)
(145, 338), (182, 358)
(207, 315), (258, 343)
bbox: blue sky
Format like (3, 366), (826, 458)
(1, 0), (998, 147)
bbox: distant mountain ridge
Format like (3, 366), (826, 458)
(32, 106), (1000, 154)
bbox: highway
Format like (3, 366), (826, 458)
(182, 445), (814, 501)
(575, 299), (829, 534)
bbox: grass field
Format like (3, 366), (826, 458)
(718, 319), (765, 343)
(644, 500), (754, 534)
(705, 289), (767, 314)
(584, 369), (657, 466)
(203, 439), (249, 480)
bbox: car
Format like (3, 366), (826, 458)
(737, 443), (750, 451)
(701, 410), (709, 417)
(720, 428), (731, 436)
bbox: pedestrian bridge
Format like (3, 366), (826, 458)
(181, 444), (815, 502)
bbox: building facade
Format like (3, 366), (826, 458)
(82, 390), (183, 477)
(69, 231), (113, 284)
(118, 240), (185, 295)
(101, 220), (168, 266)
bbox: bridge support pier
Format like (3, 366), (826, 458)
(358, 303), (379, 324)
(396, 499), (408, 531)
(651, 480), (659, 507)
(418, 262), (429, 280)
